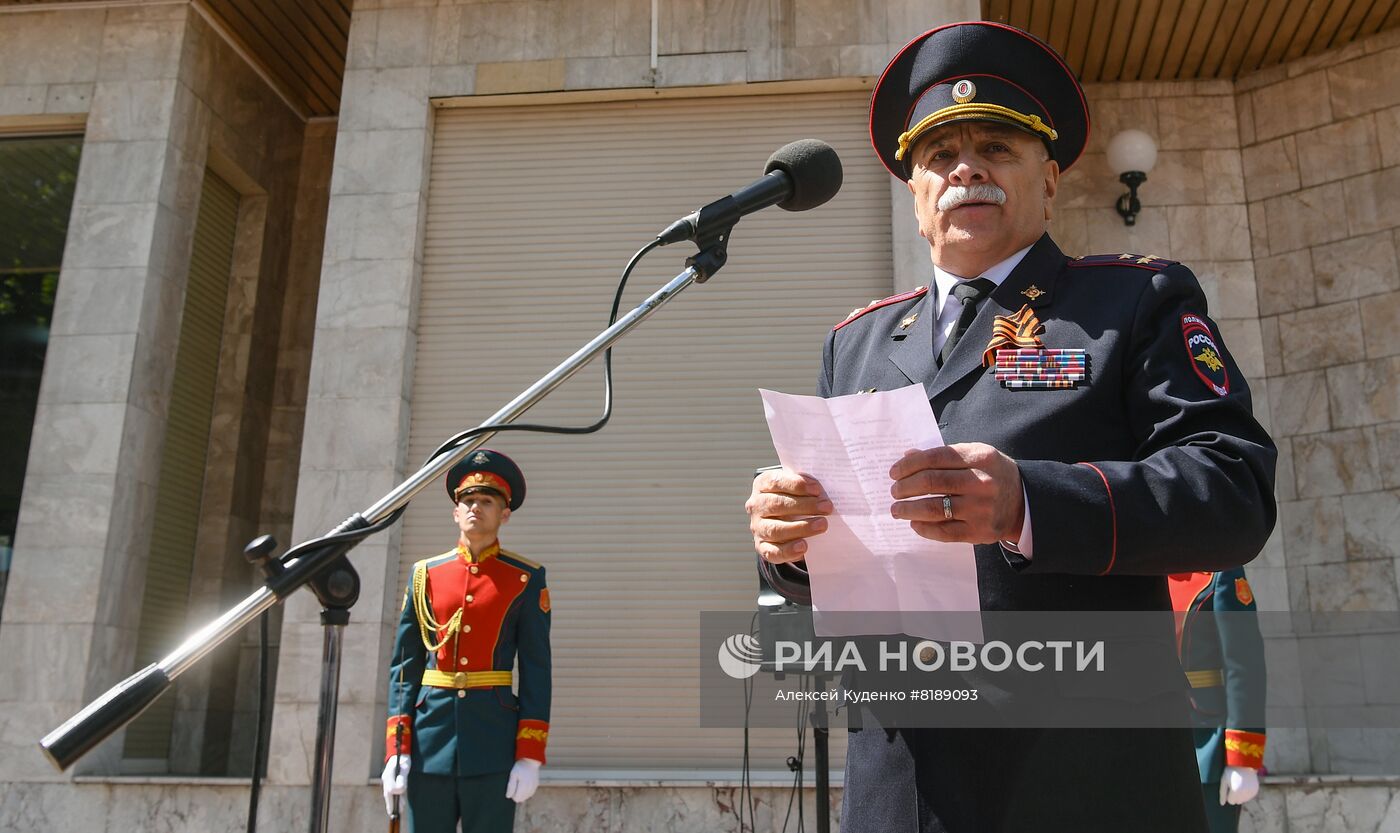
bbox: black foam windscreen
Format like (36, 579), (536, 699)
(764, 139), (843, 212)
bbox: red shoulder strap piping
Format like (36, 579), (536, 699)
(834, 286), (928, 331)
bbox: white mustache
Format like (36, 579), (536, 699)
(938, 184), (1007, 211)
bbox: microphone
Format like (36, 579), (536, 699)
(656, 139), (843, 246)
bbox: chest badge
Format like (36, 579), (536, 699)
(984, 305), (1088, 389)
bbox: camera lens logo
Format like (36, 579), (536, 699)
(717, 633), (763, 679)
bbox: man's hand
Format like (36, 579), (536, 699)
(745, 468), (833, 564)
(381, 754), (410, 816)
(506, 758), (542, 803)
(1219, 766), (1260, 805)
(889, 444), (1024, 544)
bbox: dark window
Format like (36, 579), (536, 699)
(0, 135), (83, 622)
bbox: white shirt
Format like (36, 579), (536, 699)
(927, 243), (1037, 558)
(931, 243), (1035, 357)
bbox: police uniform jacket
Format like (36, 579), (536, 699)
(1170, 567), (1268, 784)
(386, 542), (551, 777)
(780, 233), (1276, 833)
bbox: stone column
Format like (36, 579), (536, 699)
(0, 4), (208, 777)
(263, 7), (435, 821)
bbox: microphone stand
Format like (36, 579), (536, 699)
(40, 233), (736, 832)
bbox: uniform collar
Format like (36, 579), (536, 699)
(931, 242), (1036, 318)
(457, 540), (501, 564)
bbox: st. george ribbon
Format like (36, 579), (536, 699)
(38, 137), (842, 833)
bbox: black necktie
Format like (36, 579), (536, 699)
(937, 278), (996, 367)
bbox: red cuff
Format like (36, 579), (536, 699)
(1223, 729), (1265, 769)
(515, 719), (549, 764)
(386, 715), (413, 762)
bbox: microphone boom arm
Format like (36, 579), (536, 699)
(39, 260), (708, 772)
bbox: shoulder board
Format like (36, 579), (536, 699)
(1069, 253), (1179, 271)
(498, 549), (541, 571)
(834, 286), (928, 331)
(418, 551), (457, 570)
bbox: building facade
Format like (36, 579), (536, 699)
(2, 1), (1399, 830)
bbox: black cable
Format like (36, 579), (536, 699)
(245, 611), (270, 833)
(781, 679), (810, 833)
(275, 236), (666, 572)
(243, 237), (667, 832)
(419, 237), (663, 468)
(740, 610), (760, 832)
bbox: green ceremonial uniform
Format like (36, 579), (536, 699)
(1171, 568), (1267, 833)
(385, 451), (551, 833)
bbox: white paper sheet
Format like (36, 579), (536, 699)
(760, 383), (983, 642)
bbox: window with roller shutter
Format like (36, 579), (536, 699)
(400, 88), (893, 775)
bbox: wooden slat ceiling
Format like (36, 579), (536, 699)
(8, 2), (1398, 109)
(197, 0), (352, 117)
(983, 0), (1400, 81)
(1, 0), (351, 118)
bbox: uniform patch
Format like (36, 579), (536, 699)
(539, 587), (551, 613)
(1181, 314), (1229, 397)
(1235, 577), (1254, 606)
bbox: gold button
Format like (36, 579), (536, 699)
(463, 625), (471, 633)
(520, 574), (528, 583)
(470, 565), (479, 574)
(454, 672), (468, 686)
(457, 690), (466, 699)
(465, 594), (474, 603)
(459, 657), (468, 666)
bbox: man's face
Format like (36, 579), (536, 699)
(905, 122), (1059, 275)
(453, 490), (510, 540)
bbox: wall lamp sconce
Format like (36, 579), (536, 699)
(1107, 129), (1158, 226)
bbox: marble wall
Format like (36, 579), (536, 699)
(4, 0), (1400, 830)
(0, 1), (211, 781)
(1, 777), (1398, 832)
(1238, 27), (1400, 776)
(0, 0), (329, 785)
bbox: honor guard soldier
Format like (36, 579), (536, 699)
(746, 20), (1276, 833)
(382, 450), (551, 833)
(1171, 568), (1268, 833)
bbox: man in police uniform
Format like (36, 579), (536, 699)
(381, 450), (551, 833)
(1170, 568), (1268, 833)
(745, 21), (1276, 833)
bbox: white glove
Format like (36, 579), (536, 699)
(381, 755), (410, 816)
(505, 758), (542, 804)
(1220, 766), (1260, 805)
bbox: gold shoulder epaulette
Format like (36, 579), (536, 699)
(498, 549), (540, 570)
(417, 550), (456, 571)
